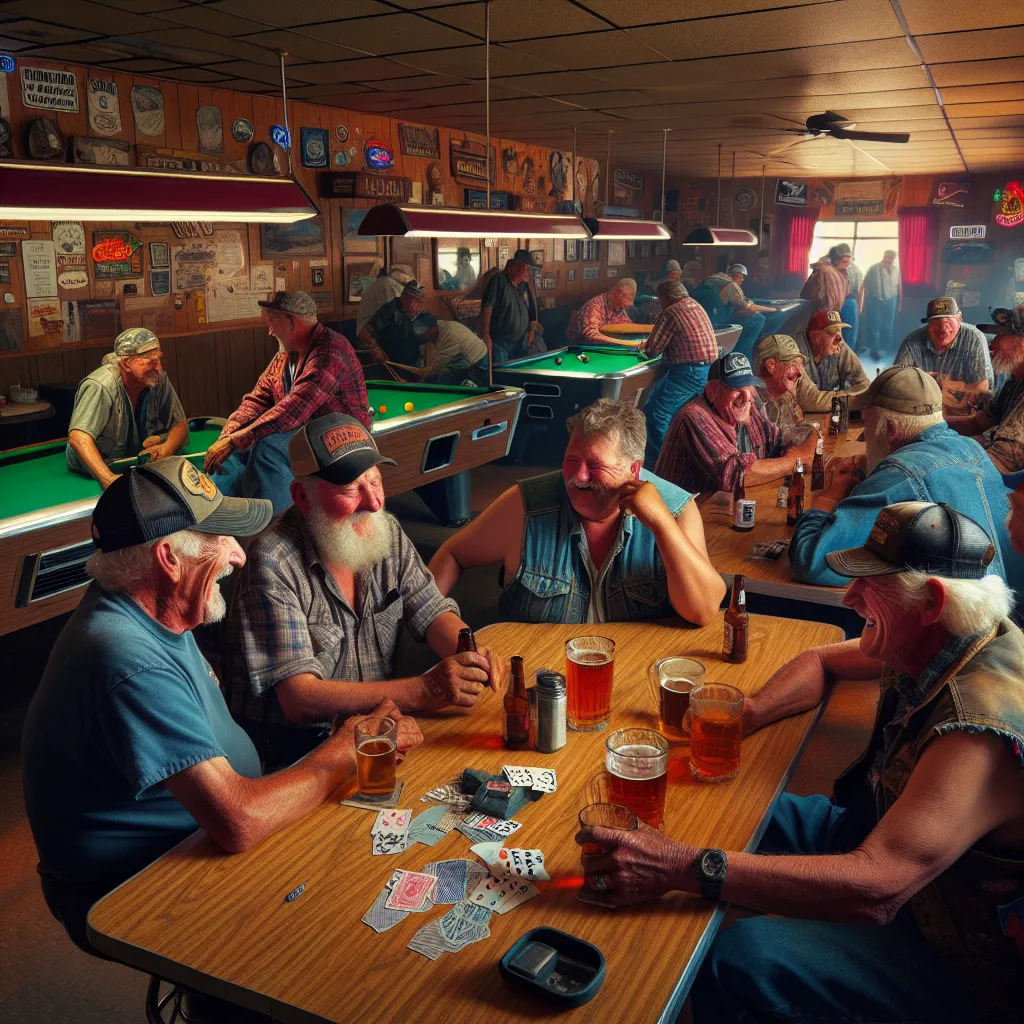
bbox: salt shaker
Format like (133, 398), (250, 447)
(533, 669), (567, 753)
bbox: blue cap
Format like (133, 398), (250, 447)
(1002, 470), (1024, 491)
(708, 351), (759, 389)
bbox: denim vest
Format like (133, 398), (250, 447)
(834, 622), (1024, 1018)
(498, 470), (692, 624)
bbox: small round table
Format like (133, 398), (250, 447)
(0, 399), (56, 450)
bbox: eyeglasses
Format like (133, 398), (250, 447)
(131, 351), (163, 366)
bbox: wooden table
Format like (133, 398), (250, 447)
(88, 615), (841, 1024)
(702, 420), (866, 607)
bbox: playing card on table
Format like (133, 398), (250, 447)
(469, 840), (505, 866)
(501, 766), (535, 788)
(434, 808), (465, 834)
(371, 830), (409, 856)
(372, 809), (412, 834)
(493, 879), (539, 914)
(385, 869), (436, 912)
(408, 805), (449, 847)
(483, 818), (522, 838)
(361, 871), (409, 933)
(498, 848), (550, 882)
(438, 900), (492, 949)
(408, 919), (449, 960)
(426, 859), (471, 904)
(467, 871), (513, 911)
(529, 768), (557, 793)
(462, 812), (500, 830)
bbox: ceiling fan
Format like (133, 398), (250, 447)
(782, 111), (910, 145)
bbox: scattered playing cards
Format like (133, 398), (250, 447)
(370, 808), (412, 855)
(748, 540), (789, 561)
(502, 766), (558, 793)
(385, 869), (437, 912)
(471, 841), (550, 882)
(362, 871), (409, 933)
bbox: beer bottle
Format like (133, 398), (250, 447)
(504, 655), (530, 749)
(811, 431), (825, 491)
(786, 457), (805, 526)
(456, 627), (477, 653)
(723, 574), (749, 663)
(829, 396), (841, 436)
(731, 466), (744, 516)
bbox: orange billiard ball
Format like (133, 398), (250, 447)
(404, 401), (414, 412)
(379, 404), (387, 414)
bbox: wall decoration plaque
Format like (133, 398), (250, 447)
(398, 123), (439, 159)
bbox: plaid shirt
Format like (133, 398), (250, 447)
(800, 264), (848, 314)
(644, 297), (718, 365)
(566, 293), (632, 343)
(224, 506), (459, 729)
(221, 322), (369, 449)
(655, 395), (784, 493)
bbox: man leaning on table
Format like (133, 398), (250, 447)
(224, 412), (504, 771)
(794, 309), (870, 409)
(21, 457), (423, 967)
(428, 398), (725, 626)
(789, 365), (1020, 595)
(577, 501), (1024, 1024)
(67, 327), (188, 489)
(204, 290), (370, 514)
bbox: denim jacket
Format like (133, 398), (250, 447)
(498, 470), (692, 624)
(790, 423), (1021, 593)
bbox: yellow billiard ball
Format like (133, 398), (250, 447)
(404, 401), (414, 412)
(379, 404), (387, 414)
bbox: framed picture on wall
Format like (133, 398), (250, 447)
(344, 256), (383, 303)
(581, 239), (599, 262)
(640, 241), (652, 258)
(433, 238), (482, 291)
(260, 217), (326, 259)
(342, 208), (381, 255)
(564, 240), (578, 262)
(626, 241), (637, 261)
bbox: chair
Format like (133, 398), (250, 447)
(146, 976), (184, 1023)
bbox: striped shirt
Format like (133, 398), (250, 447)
(896, 324), (994, 387)
(863, 262), (901, 302)
(643, 297), (718, 365)
(567, 293), (632, 343)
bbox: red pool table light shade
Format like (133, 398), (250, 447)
(681, 226), (759, 246)
(358, 204), (591, 239)
(581, 217), (671, 241)
(0, 162), (319, 223)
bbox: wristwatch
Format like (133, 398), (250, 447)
(693, 848), (728, 901)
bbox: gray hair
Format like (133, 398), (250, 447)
(869, 406), (944, 448)
(886, 571), (1013, 637)
(86, 529), (204, 593)
(614, 278), (638, 295)
(657, 280), (689, 302)
(566, 398), (646, 464)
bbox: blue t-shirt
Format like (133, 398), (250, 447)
(22, 583), (261, 884)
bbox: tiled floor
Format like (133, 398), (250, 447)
(0, 451), (875, 1023)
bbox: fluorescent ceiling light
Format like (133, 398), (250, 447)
(582, 217), (672, 241)
(358, 204), (590, 239)
(682, 227), (759, 246)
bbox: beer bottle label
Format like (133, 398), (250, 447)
(737, 588), (745, 606)
(723, 622), (733, 654)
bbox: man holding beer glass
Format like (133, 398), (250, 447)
(577, 502), (1024, 1024)
(430, 398), (725, 625)
(225, 413), (504, 771)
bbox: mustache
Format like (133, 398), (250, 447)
(568, 479), (609, 495)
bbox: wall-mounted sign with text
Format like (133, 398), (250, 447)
(949, 225), (987, 240)
(994, 182), (1024, 228)
(318, 172), (411, 203)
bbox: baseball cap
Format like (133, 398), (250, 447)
(114, 328), (161, 358)
(665, 259), (682, 272)
(808, 309), (851, 333)
(708, 351), (759, 389)
(258, 290), (317, 317)
(1003, 470), (1024, 491)
(289, 412), (396, 487)
(727, 263), (748, 276)
(511, 249), (537, 266)
(825, 502), (995, 580)
(922, 296), (961, 322)
(861, 364), (942, 416)
(403, 280), (426, 299)
(977, 305), (1024, 336)
(754, 334), (804, 374)
(91, 457), (272, 553)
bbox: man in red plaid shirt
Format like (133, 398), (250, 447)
(566, 279), (637, 344)
(204, 291), (369, 513)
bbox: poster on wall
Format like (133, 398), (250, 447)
(78, 299), (122, 341)
(260, 218), (326, 259)
(27, 296), (62, 339)
(833, 178), (902, 217)
(932, 181), (970, 208)
(398, 123), (440, 159)
(196, 105), (223, 154)
(606, 241), (626, 267)
(775, 179), (808, 207)
(130, 85), (164, 137)
(0, 309), (23, 353)
(20, 67), (78, 112)
(450, 138), (496, 185)
(21, 240), (58, 297)
(87, 77), (121, 136)
(171, 229), (247, 292)
(206, 283), (263, 322)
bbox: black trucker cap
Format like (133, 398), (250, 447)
(288, 412), (396, 487)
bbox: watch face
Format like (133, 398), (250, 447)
(701, 849), (727, 880)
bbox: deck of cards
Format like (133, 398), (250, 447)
(371, 808), (412, 855)
(502, 766), (558, 793)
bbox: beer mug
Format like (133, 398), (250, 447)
(578, 802), (638, 858)
(354, 716), (397, 800)
(600, 728), (670, 829)
(648, 657), (706, 741)
(684, 683), (744, 783)
(565, 635), (616, 732)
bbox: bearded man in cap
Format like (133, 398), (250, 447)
(481, 249), (540, 366)
(895, 296), (994, 416)
(67, 327), (188, 488)
(790, 365), (1020, 595)
(356, 263), (415, 334)
(22, 458), (422, 969)
(204, 290), (369, 515)
(224, 413), (505, 771)
(576, 501), (1024, 1024)
(655, 351), (817, 494)
(947, 305), (1024, 474)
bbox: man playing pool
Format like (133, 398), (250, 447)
(67, 328), (188, 489)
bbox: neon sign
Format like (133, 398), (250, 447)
(995, 181), (1024, 228)
(0, 55), (15, 73)
(270, 124), (290, 149)
(92, 238), (138, 262)
(364, 138), (394, 170)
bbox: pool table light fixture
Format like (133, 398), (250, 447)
(681, 226), (759, 246)
(0, 162), (320, 224)
(581, 217), (672, 241)
(358, 204), (591, 239)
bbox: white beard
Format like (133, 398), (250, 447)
(992, 351), (1021, 376)
(306, 506), (391, 572)
(202, 567), (233, 624)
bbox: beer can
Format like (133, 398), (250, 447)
(733, 498), (756, 530)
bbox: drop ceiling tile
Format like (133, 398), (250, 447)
(202, 61), (311, 86)
(344, 92), (434, 111)
(99, 0), (193, 10)
(503, 30), (668, 69)
(898, 0), (1022, 33)
(918, 27), (1024, 65)
(492, 70), (611, 95)
(236, 31), (366, 63)
(95, 57), (186, 73)
(154, 66), (240, 83)
(210, 0), (392, 24)
(125, 27), (281, 64)
(210, 78), (279, 94)
(375, 74), (455, 91)
(400, 44), (564, 77)
(931, 58), (1024, 87)
(578, 0), (829, 27)
(0, 19), (98, 45)
(282, 57), (421, 83)
(307, 13), (478, 53)
(0, 1), (176, 35)
(428, 0), (608, 41)
(387, 84), (488, 105)
(152, 5), (266, 36)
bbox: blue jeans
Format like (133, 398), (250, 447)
(861, 295), (898, 355)
(211, 430), (297, 514)
(731, 313), (766, 362)
(691, 794), (981, 1024)
(841, 295), (859, 349)
(644, 363), (709, 456)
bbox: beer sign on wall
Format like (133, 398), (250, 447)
(994, 182), (1024, 228)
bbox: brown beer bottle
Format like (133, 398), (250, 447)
(504, 655), (530, 749)
(723, 574), (749, 663)
(732, 466), (745, 509)
(456, 627), (477, 653)
(811, 431), (825, 491)
(787, 458), (805, 526)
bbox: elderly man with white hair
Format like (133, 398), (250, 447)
(576, 501), (1024, 1024)
(22, 458), (422, 968)
(429, 397), (725, 625)
(790, 365), (1022, 596)
(224, 412), (503, 771)
(67, 327), (188, 488)
(566, 279), (638, 345)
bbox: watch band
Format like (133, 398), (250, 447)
(694, 848), (728, 901)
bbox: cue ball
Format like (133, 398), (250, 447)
(379, 405), (387, 414)
(404, 401), (414, 412)
(578, 353), (589, 363)
(554, 356), (563, 365)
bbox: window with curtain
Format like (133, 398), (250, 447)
(781, 208), (820, 275)
(811, 219), (899, 270)
(898, 208), (936, 287)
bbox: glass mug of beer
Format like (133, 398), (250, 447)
(565, 635), (616, 731)
(603, 728), (670, 829)
(648, 657), (706, 741)
(354, 716), (397, 800)
(578, 802), (638, 857)
(684, 683), (744, 782)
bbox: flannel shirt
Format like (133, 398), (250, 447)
(224, 506), (459, 729)
(566, 293), (632, 343)
(644, 297), (718, 365)
(221, 322), (369, 449)
(655, 395), (784, 494)
(800, 264), (848, 314)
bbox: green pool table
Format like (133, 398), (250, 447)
(0, 381), (523, 637)
(596, 323), (745, 352)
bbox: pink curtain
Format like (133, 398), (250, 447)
(898, 208), (936, 288)
(783, 208), (819, 274)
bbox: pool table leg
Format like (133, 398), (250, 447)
(414, 471), (472, 527)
